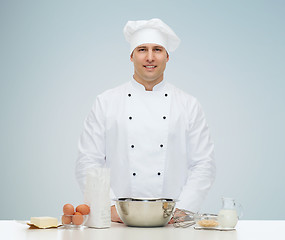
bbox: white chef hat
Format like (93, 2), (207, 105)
(123, 18), (181, 54)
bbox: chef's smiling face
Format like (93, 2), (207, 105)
(131, 43), (169, 90)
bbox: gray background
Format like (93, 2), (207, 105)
(1, 0), (284, 220)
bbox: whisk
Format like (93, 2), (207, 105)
(173, 210), (218, 228)
(173, 209), (197, 228)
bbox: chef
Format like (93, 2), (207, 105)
(75, 18), (215, 223)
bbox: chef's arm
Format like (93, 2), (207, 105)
(176, 100), (216, 212)
(75, 97), (107, 192)
(111, 205), (123, 223)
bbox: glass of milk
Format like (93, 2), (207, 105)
(218, 197), (243, 228)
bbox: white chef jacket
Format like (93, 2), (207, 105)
(76, 78), (215, 212)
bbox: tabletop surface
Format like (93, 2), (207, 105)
(1, 220), (285, 240)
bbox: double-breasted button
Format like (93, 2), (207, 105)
(157, 172), (161, 176)
(131, 145), (135, 148)
(163, 116), (166, 119)
(128, 93), (131, 97)
(165, 93), (168, 97)
(160, 144), (164, 148)
(133, 173), (136, 176)
(129, 116), (132, 120)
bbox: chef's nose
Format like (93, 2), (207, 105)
(146, 50), (154, 62)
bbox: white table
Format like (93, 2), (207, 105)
(1, 220), (284, 240)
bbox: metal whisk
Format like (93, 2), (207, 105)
(173, 209), (197, 228)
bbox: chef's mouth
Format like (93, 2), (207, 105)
(143, 65), (157, 69)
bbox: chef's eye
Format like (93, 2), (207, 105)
(154, 48), (162, 52)
(138, 48), (146, 52)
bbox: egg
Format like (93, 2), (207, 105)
(72, 212), (84, 225)
(62, 215), (72, 224)
(76, 204), (90, 215)
(63, 204), (74, 215)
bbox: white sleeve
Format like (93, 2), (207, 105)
(176, 100), (216, 212)
(75, 97), (106, 193)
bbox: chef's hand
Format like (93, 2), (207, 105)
(111, 205), (123, 223)
(168, 208), (187, 224)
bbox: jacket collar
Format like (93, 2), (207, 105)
(131, 77), (166, 91)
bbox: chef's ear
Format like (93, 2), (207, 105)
(130, 51), (134, 62)
(166, 52), (169, 62)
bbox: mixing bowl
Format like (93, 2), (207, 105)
(114, 198), (177, 227)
